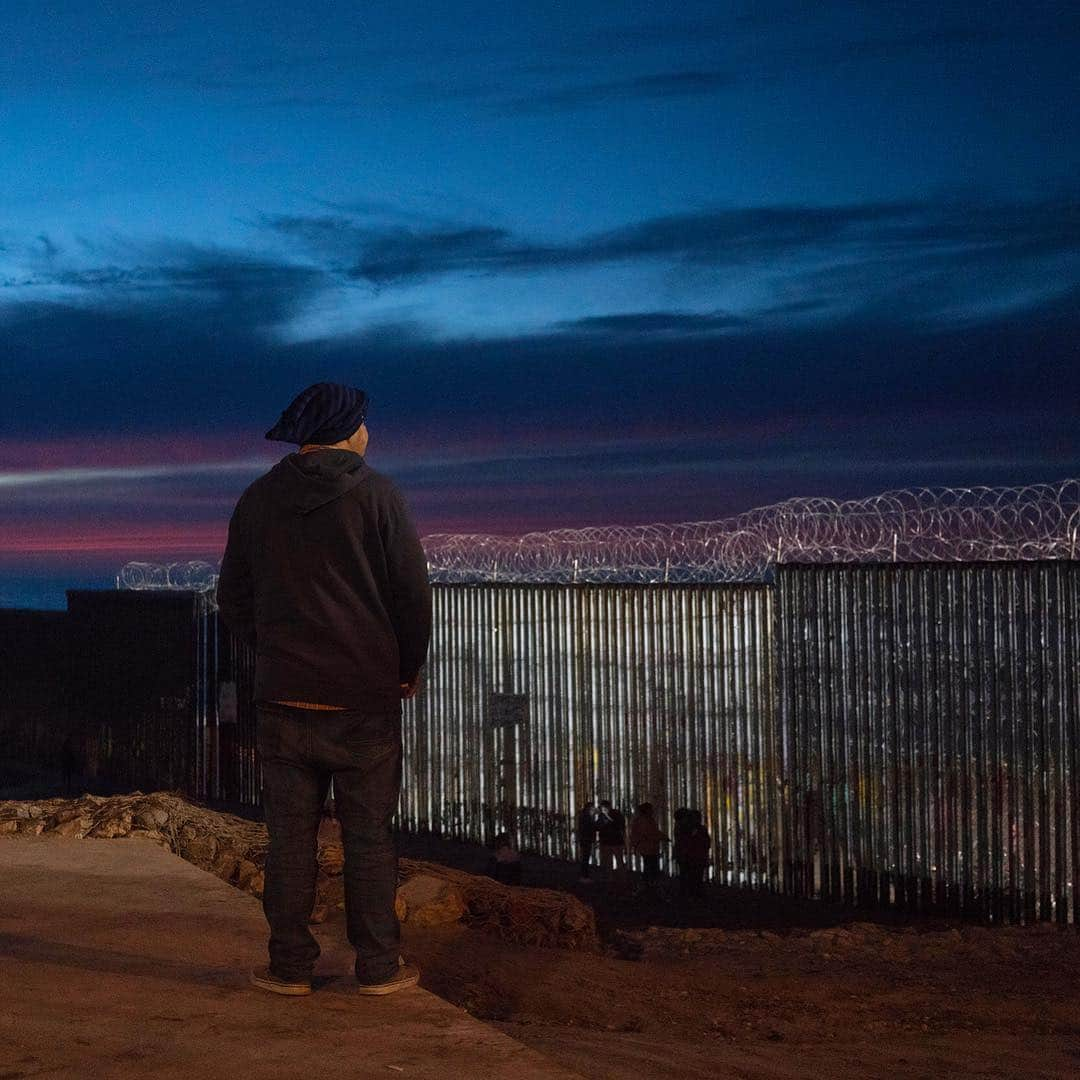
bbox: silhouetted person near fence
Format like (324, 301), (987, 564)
(490, 832), (523, 886)
(674, 809), (710, 899)
(629, 802), (668, 888)
(576, 800), (597, 882)
(218, 382), (432, 997)
(596, 799), (627, 883)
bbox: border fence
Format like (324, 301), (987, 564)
(0, 609), (68, 771)
(65, 591), (217, 799)
(401, 583), (775, 888)
(55, 557), (1080, 924)
(775, 562), (1079, 924)
(63, 589), (261, 809)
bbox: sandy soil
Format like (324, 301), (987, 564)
(6, 784), (1077, 1079)
(377, 827), (1080, 1077)
(393, 915), (1080, 1079)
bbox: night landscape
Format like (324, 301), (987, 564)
(2, 4), (1079, 1078)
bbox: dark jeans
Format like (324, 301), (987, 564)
(256, 701), (402, 983)
(642, 854), (661, 883)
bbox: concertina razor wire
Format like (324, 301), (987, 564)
(117, 479), (1080, 597)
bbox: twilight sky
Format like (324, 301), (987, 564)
(2, 1), (1079, 608)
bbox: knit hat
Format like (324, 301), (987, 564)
(264, 382), (369, 445)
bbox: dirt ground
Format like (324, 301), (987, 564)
(390, 836), (1080, 1080)
(394, 915), (1080, 1079)
(7, 779), (1078, 1079)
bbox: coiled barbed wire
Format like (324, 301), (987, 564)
(424, 480), (1080, 582)
(118, 480), (1079, 595)
(117, 560), (220, 592)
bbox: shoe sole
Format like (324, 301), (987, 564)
(355, 972), (421, 996)
(249, 971), (313, 996)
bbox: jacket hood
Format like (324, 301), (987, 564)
(268, 450), (371, 515)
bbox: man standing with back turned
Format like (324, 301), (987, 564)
(217, 382), (432, 997)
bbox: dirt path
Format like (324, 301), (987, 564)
(7, 795), (1077, 1078)
(396, 915), (1080, 1079)
(0, 835), (578, 1080)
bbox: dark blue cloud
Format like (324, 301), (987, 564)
(831, 27), (1002, 61)
(256, 197), (1080, 313)
(5, 273), (1077, 449)
(5, 231), (327, 301)
(4, 196), (1078, 433)
(558, 312), (745, 334)
(499, 69), (737, 113)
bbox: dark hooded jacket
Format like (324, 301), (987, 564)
(216, 449), (432, 710)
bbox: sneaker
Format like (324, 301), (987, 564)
(355, 958), (420, 996)
(249, 966), (313, 996)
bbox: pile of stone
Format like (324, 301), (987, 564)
(0, 791), (597, 951)
(399, 857), (597, 950)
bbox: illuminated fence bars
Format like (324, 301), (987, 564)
(215, 618), (260, 808)
(400, 584), (776, 887)
(774, 561), (1080, 924)
(104, 558), (1080, 924)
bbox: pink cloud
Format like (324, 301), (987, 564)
(0, 522), (227, 559)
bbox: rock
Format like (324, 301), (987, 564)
(810, 928), (854, 947)
(88, 812), (133, 839)
(2, 792), (598, 951)
(316, 875), (344, 912)
(396, 858), (600, 950)
(397, 874), (467, 927)
(52, 816), (91, 838)
(234, 859), (261, 889)
(849, 922), (886, 937)
(180, 834), (218, 867)
(134, 807), (169, 831)
(319, 842), (345, 875)
(609, 931), (645, 961)
(211, 852), (240, 882)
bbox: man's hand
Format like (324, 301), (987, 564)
(400, 672), (422, 700)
